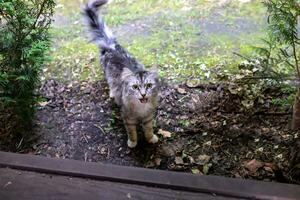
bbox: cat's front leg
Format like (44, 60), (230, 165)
(143, 117), (158, 144)
(124, 119), (138, 148)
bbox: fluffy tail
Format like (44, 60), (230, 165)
(83, 0), (115, 49)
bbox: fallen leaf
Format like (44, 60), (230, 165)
(263, 166), (273, 173)
(276, 154), (283, 159)
(202, 164), (210, 174)
(234, 172), (241, 178)
(175, 156), (184, 165)
(191, 168), (200, 174)
(244, 159), (264, 173)
(264, 162), (275, 169)
(158, 129), (172, 138)
(145, 161), (155, 168)
(177, 87), (187, 94)
(204, 141), (212, 146)
(38, 101), (49, 107)
(186, 79), (201, 88)
(154, 158), (162, 166)
(188, 156), (195, 164)
(256, 147), (264, 152)
(241, 100), (254, 109)
(197, 155), (211, 165)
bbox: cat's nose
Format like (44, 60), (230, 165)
(141, 93), (146, 98)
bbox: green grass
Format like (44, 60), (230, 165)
(44, 39), (102, 82)
(45, 0), (268, 82)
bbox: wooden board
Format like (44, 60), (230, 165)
(0, 151), (299, 200)
(0, 168), (241, 200)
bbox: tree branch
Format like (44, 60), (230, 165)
(292, 38), (300, 78)
(21, 0), (47, 41)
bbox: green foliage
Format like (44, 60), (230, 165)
(265, 0), (299, 45)
(224, 59), (270, 110)
(271, 95), (294, 107)
(224, 0), (300, 110)
(251, 39), (287, 78)
(0, 0), (55, 133)
(263, 0), (300, 77)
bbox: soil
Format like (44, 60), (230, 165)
(26, 78), (299, 184)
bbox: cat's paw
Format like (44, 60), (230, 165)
(148, 134), (158, 144)
(127, 139), (137, 148)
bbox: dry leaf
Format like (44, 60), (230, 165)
(263, 166), (273, 173)
(234, 172), (241, 178)
(158, 129), (172, 138)
(244, 159), (264, 173)
(197, 154), (211, 165)
(177, 87), (187, 94)
(154, 158), (162, 166)
(186, 79), (201, 88)
(38, 101), (49, 107)
(175, 156), (184, 165)
(202, 164), (210, 174)
(191, 168), (200, 174)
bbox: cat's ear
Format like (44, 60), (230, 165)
(148, 66), (158, 78)
(121, 68), (133, 81)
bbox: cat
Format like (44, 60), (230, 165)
(83, 0), (159, 148)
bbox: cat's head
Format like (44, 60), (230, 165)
(121, 68), (159, 104)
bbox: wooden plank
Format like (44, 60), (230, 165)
(0, 168), (241, 200)
(0, 151), (299, 200)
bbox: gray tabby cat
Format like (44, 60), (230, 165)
(83, 0), (159, 148)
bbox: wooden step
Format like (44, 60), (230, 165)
(0, 151), (299, 200)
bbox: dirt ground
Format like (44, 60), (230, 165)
(29, 78), (300, 184)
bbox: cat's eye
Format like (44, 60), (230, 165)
(132, 84), (139, 90)
(145, 83), (153, 89)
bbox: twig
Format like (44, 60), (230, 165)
(254, 111), (292, 116)
(21, 0), (47, 41)
(240, 76), (298, 81)
(84, 152), (88, 162)
(94, 123), (106, 134)
(233, 52), (252, 61)
(16, 137), (24, 149)
(106, 148), (110, 159)
(292, 38), (300, 78)
(82, 134), (88, 143)
(219, 111), (292, 116)
(178, 95), (188, 103)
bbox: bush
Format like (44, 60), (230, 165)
(0, 0), (55, 148)
(263, 0), (300, 129)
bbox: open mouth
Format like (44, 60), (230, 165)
(139, 98), (148, 103)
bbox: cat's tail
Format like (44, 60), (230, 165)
(83, 0), (116, 50)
